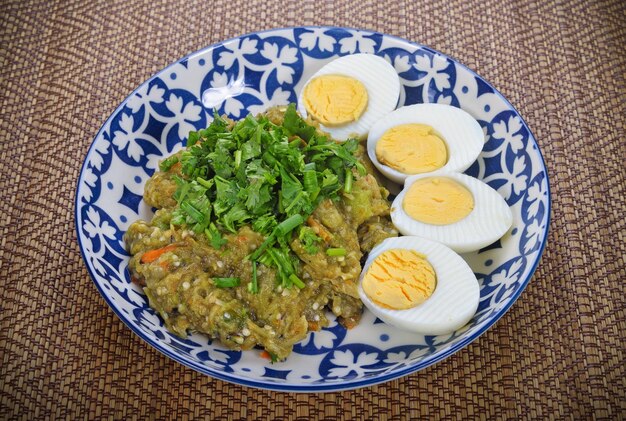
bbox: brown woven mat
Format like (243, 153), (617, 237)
(1, 0), (625, 418)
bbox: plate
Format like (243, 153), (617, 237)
(75, 27), (550, 392)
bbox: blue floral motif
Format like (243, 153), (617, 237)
(199, 34), (303, 120)
(295, 28), (338, 58)
(479, 257), (528, 314)
(474, 110), (532, 206)
(215, 36), (261, 71)
(520, 172), (549, 255)
(379, 47), (419, 106)
(292, 316), (347, 355)
(75, 27), (550, 392)
(335, 30), (381, 55)
(320, 345), (384, 380)
(195, 346), (241, 369)
(412, 49), (458, 105)
(255, 37), (302, 104)
(110, 111), (146, 163)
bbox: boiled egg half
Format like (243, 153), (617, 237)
(391, 172), (513, 253)
(368, 104), (484, 184)
(358, 236), (480, 335)
(297, 54), (400, 141)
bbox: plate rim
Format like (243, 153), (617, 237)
(74, 25), (552, 392)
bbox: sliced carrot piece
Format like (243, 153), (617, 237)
(260, 350), (271, 360)
(308, 321), (320, 331)
(140, 244), (178, 263)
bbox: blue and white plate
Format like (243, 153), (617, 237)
(75, 27), (550, 392)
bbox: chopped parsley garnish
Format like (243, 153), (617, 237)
(164, 104), (365, 292)
(298, 226), (322, 254)
(159, 155), (179, 172)
(213, 277), (240, 288)
(326, 247), (347, 257)
(248, 261), (259, 293)
(205, 223), (227, 249)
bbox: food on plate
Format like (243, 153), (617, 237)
(361, 248), (436, 309)
(367, 104), (484, 184)
(124, 48), (514, 358)
(375, 124), (448, 175)
(125, 105), (397, 360)
(358, 236), (480, 335)
(297, 53), (400, 141)
(403, 177), (474, 225)
(391, 172), (513, 253)
(302, 75), (368, 126)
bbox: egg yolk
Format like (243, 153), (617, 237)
(302, 74), (368, 126)
(403, 177), (474, 225)
(375, 124), (448, 174)
(362, 249), (437, 310)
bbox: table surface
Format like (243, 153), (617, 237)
(1, 0), (625, 418)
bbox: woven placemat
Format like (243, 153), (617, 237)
(1, 0), (625, 418)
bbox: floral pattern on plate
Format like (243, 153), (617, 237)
(75, 27), (550, 392)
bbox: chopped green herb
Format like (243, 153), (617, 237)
(196, 176), (213, 189)
(283, 103), (316, 141)
(164, 104), (364, 292)
(303, 167), (320, 202)
(298, 226), (321, 254)
(249, 233), (275, 262)
(234, 150), (242, 169)
(289, 274), (305, 289)
(159, 155), (179, 172)
(213, 277), (240, 288)
(326, 247), (346, 257)
(205, 223), (227, 249)
(252, 214), (277, 235)
(186, 130), (199, 147)
(344, 169), (353, 194)
(275, 214), (304, 236)
(248, 261), (259, 293)
(171, 177), (212, 233)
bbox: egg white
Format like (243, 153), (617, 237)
(297, 54), (400, 141)
(367, 104), (485, 184)
(391, 172), (513, 253)
(358, 236), (480, 335)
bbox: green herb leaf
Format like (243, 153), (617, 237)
(283, 103), (316, 141)
(303, 168), (320, 202)
(344, 169), (353, 194)
(159, 155), (179, 172)
(205, 223), (227, 249)
(222, 203), (251, 232)
(252, 214), (277, 235)
(289, 274), (305, 289)
(242, 179), (272, 213)
(186, 131), (199, 147)
(213, 176), (239, 215)
(158, 103), (365, 291)
(275, 214), (304, 237)
(299, 226), (321, 254)
(326, 247), (346, 257)
(213, 277), (240, 288)
(248, 261), (259, 294)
